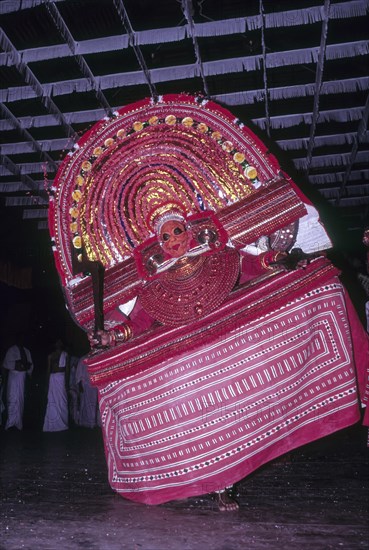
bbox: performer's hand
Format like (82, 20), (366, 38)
(88, 329), (111, 348)
(272, 248), (311, 271)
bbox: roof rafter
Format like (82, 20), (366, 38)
(181, 0), (209, 97)
(0, 102), (58, 171)
(305, 0), (331, 171)
(0, 27), (78, 141)
(0, 154), (43, 193)
(44, 0), (114, 117)
(112, 0), (157, 100)
(336, 92), (369, 204)
(259, 0), (270, 138)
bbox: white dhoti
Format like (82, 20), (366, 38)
(3, 344), (33, 430)
(43, 372), (69, 432)
(5, 371), (27, 430)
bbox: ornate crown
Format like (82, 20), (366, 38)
(146, 201), (188, 234)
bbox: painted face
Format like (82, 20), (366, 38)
(160, 220), (189, 258)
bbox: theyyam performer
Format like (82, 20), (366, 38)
(49, 94), (369, 510)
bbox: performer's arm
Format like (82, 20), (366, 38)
(239, 248), (315, 284)
(239, 249), (288, 283)
(88, 299), (154, 349)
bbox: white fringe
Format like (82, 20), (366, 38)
(0, 162), (55, 177)
(266, 1), (369, 28)
(330, 0), (369, 19)
(194, 18), (248, 37)
(334, 196), (369, 206)
(135, 27), (186, 45)
(252, 107), (364, 130)
(1, 138), (72, 156)
(213, 77), (369, 106)
(1, 1), (367, 63)
(326, 40), (369, 60)
(204, 56), (261, 76)
(309, 169), (369, 184)
(0, 108), (117, 131)
(277, 133), (358, 151)
(5, 196), (48, 206)
(22, 209), (48, 219)
(213, 89), (265, 105)
(0, 181), (43, 192)
(322, 184), (369, 199)
(266, 6), (324, 28)
(1, 39), (367, 103)
(293, 151), (369, 170)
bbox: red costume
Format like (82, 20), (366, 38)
(49, 94), (369, 504)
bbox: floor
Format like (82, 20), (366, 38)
(0, 422), (368, 550)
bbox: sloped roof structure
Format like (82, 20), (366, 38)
(0, 0), (368, 271)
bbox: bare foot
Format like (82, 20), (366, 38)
(215, 490), (239, 512)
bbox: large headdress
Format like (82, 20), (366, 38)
(49, 94), (305, 329)
(49, 94), (283, 287)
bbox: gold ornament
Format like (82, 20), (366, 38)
(72, 189), (82, 202)
(197, 123), (208, 133)
(245, 166), (258, 179)
(233, 152), (245, 164)
(93, 146), (103, 156)
(72, 236), (82, 249)
(182, 117), (194, 127)
(165, 115), (177, 126)
(104, 137), (114, 147)
(133, 121), (144, 132)
(69, 207), (79, 218)
(222, 141), (233, 153)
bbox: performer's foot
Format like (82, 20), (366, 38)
(215, 490), (239, 512)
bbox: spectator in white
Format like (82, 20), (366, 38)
(2, 333), (33, 430)
(75, 356), (100, 428)
(43, 340), (69, 432)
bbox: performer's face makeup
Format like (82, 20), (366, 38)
(160, 220), (189, 258)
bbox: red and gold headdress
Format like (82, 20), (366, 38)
(49, 94), (281, 287)
(49, 93), (300, 328)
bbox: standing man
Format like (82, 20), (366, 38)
(2, 333), (33, 430)
(43, 339), (70, 432)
